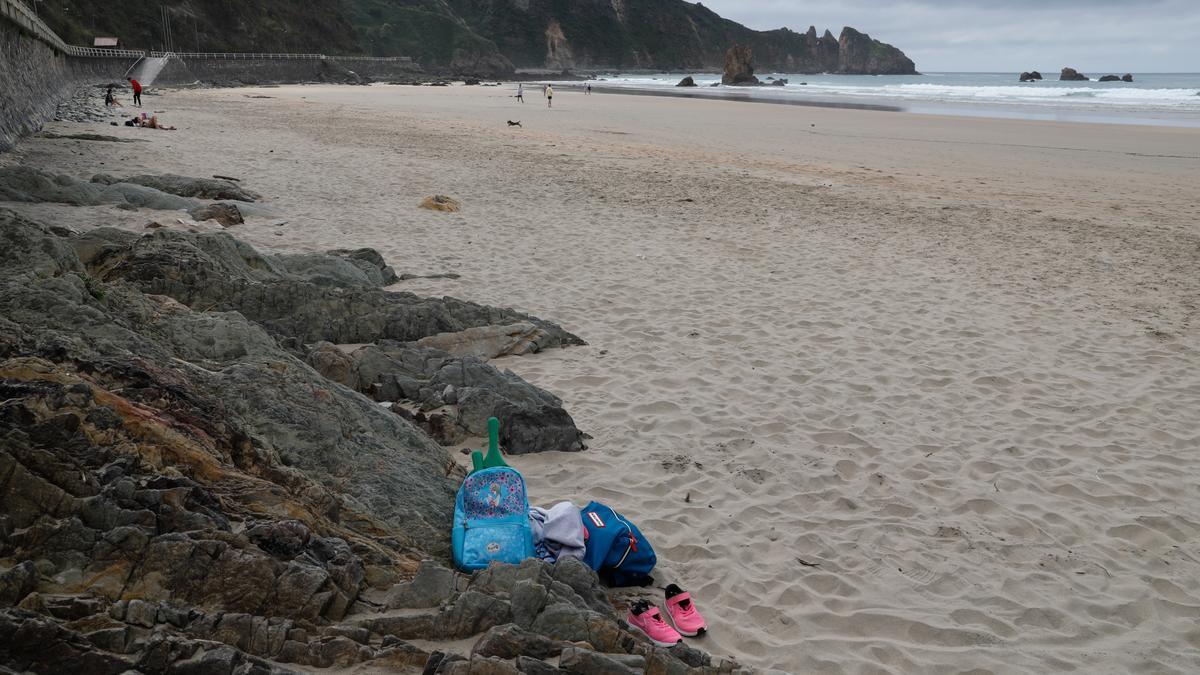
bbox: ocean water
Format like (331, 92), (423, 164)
(566, 72), (1200, 127)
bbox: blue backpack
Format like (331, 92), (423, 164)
(452, 467), (535, 571)
(580, 501), (657, 587)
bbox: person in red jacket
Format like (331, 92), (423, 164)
(128, 77), (142, 107)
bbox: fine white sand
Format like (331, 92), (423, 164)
(6, 84), (1200, 674)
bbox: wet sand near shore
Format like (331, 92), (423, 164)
(5, 84), (1200, 674)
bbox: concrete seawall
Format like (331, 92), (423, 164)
(0, 17), (136, 151)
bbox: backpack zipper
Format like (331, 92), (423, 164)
(612, 512), (636, 568)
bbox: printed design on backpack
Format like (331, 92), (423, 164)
(462, 470), (526, 519)
(452, 467), (535, 572)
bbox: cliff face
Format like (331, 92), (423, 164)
(36, 0), (916, 75)
(443, 0), (917, 74)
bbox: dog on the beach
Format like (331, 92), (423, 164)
(507, 120), (522, 127)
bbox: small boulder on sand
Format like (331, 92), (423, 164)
(420, 195), (461, 212)
(188, 202), (244, 227)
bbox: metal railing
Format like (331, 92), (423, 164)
(147, 51), (413, 63)
(2, 0), (413, 63)
(66, 45), (146, 58)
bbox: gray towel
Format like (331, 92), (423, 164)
(529, 501), (586, 563)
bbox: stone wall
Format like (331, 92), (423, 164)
(0, 18), (136, 151)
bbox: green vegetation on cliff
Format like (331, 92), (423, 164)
(36, 0), (916, 75)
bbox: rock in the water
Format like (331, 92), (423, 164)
(1122, 73), (1134, 82)
(771, 78), (787, 86)
(421, 195), (462, 212)
(676, 76), (697, 87)
(1098, 74), (1121, 82)
(1019, 71), (1043, 82)
(188, 202), (244, 226)
(722, 45), (760, 85)
(1060, 67), (1089, 81)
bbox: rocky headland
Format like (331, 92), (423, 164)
(0, 164), (745, 673)
(39, 0), (915, 76)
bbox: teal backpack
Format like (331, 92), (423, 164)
(452, 418), (535, 571)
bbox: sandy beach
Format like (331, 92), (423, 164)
(5, 84), (1200, 673)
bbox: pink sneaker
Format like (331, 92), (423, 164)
(665, 584), (707, 637)
(627, 600), (683, 647)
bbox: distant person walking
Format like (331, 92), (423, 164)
(586, 84), (592, 95)
(546, 85), (553, 108)
(128, 77), (142, 107)
(516, 83), (524, 102)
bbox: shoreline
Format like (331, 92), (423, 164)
(5, 83), (1200, 674)
(539, 74), (1200, 129)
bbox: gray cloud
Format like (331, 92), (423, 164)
(698, 0), (1200, 72)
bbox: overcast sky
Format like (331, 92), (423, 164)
(699, 0), (1200, 72)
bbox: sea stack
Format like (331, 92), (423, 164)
(677, 76), (697, 87)
(722, 45), (761, 85)
(1060, 67), (1089, 81)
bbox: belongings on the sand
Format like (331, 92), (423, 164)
(453, 416), (658, 588)
(507, 120), (522, 127)
(420, 195), (461, 212)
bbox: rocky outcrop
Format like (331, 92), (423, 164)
(722, 45), (760, 86)
(0, 206), (733, 672)
(1098, 74), (1133, 83)
(1123, 73), (1134, 82)
(1060, 67), (1089, 81)
(836, 27), (915, 75)
(91, 173), (262, 201)
(677, 76), (697, 87)
(1019, 71), (1043, 82)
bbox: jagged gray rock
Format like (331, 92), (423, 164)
(472, 624), (569, 660)
(188, 202), (244, 226)
(0, 166), (196, 210)
(559, 647), (642, 674)
(385, 560), (460, 609)
(91, 172), (262, 201)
